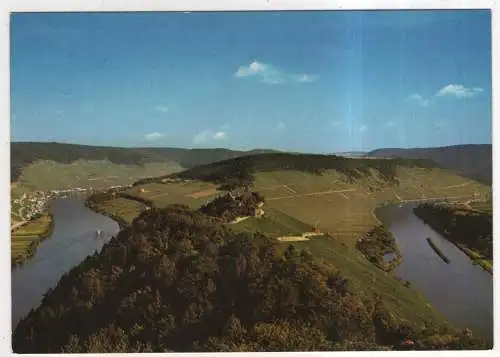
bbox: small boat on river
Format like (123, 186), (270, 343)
(426, 237), (450, 264)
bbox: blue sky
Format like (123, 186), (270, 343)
(10, 10), (491, 153)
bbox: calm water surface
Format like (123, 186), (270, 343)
(376, 203), (493, 343)
(11, 197), (120, 328)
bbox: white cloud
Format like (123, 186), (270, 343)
(436, 84), (484, 98)
(359, 125), (367, 132)
(385, 120), (397, 127)
(405, 94), (429, 107)
(277, 121), (286, 131)
(213, 131), (228, 140)
(145, 132), (164, 141)
(234, 60), (317, 85)
(193, 129), (228, 144)
(155, 105), (169, 113)
(234, 61), (269, 77)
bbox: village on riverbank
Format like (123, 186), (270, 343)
(10, 183), (133, 267)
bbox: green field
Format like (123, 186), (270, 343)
(96, 197), (148, 225)
(11, 212), (53, 266)
(91, 181), (220, 223)
(251, 167), (490, 248)
(123, 181), (220, 209)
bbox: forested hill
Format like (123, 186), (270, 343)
(135, 152), (441, 189)
(366, 144), (492, 185)
(10, 142), (278, 182)
(12, 204), (486, 352)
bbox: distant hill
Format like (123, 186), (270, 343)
(10, 142), (278, 183)
(366, 144), (492, 185)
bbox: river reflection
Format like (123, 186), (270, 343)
(11, 197), (120, 328)
(375, 203), (493, 343)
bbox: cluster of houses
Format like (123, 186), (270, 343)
(13, 191), (51, 220)
(160, 177), (195, 184)
(13, 184), (134, 221)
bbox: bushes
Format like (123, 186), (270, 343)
(200, 191), (264, 222)
(356, 226), (401, 271)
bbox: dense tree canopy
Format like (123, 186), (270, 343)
(13, 204), (487, 352)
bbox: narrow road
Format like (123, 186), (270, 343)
(11, 221), (28, 232)
(267, 188), (356, 201)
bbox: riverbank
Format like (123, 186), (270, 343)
(11, 197), (122, 329)
(11, 212), (54, 267)
(413, 203), (492, 275)
(375, 201), (493, 343)
(457, 245), (493, 274)
(84, 199), (129, 230)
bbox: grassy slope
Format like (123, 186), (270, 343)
(96, 197), (147, 225)
(11, 212), (53, 266)
(122, 181), (219, 209)
(230, 208), (313, 238)
(11, 141), (278, 182)
(16, 159), (185, 192)
(89, 164), (490, 331)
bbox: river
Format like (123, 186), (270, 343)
(375, 203), (493, 343)
(11, 197), (493, 344)
(11, 197), (120, 328)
